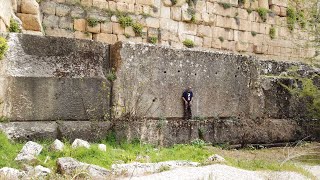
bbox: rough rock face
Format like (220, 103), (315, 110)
(15, 141), (43, 162)
(56, 157), (110, 178)
(206, 154), (226, 163)
(0, 167), (26, 180)
(71, 139), (90, 149)
(112, 161), (200, 176)
(28, 165), (51, 177)
(50, 139), (64, 151)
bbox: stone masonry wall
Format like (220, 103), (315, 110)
(0, 0), (315, 62)
(37, 0), (314, 62)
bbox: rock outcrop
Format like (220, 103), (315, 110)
(15, 141), (43, 162)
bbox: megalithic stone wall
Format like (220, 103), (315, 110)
(0, 34), (111, 121)
(0, 0), (317, 62)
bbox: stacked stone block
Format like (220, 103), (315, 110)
(0, 0), (314, 61)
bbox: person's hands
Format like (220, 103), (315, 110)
(189, 102), (192, 107)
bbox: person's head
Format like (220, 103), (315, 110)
(188, 86), (192, 91)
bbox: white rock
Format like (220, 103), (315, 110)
(71, 139), (90, 149)
(50, 139), (64, 151)
(0, 167), (26, 179)
(206, 154), (226, 163)
(33, 165), (51, 177)
(15, 141), (43, 162)
(98, 144), (106, 151)
(21, 0), (39, 15)
(57, 157), (110, 178)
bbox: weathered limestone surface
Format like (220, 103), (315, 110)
(0, 34), (111, 121)
(0, 35), (319, 145)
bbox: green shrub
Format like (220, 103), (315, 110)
(106, 68), (117, 82)
(124, 33), (130, 38)
(0, 37), (8, 60)
(8, 19), (21, 33)
(118, 15), (133, 28)
(251, 31), (257, 36)
(87, 18), (100, 27)
(148, 36), (158, 44)
(218, 36), (224, 42)
(257, 7), (268, 22)
(219, 2), (231, 9)
(183, 39), (195, 48)
(158, 165), (171, 172)
(191, 138), (206, 148)
(170, 0), (177, 5)
(287, 7), (296, 31)
(238, 0), (246, 6)
(269, 27), (276, 39)
(132, 23), (143, 36)
(246, 8), (253, 14)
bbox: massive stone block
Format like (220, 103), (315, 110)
(111, 42), (265, 119)
(0, 34), (111, 121)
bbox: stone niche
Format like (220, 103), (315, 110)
(0, 34), (111, 121)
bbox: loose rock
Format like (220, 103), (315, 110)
(71, 139), (90, 149)
(15, 141), (43, 162)
(57, 157), (110, 179)
(206, 154), (226, 163)
(50, 139), (64, 151)
(0, 167), (26, 179)
(98, 144), (106, 151)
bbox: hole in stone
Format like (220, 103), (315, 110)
(152, 98), (156, 102)
(235, 75), (237, 77)
(164, 71), (167, 73)
(215, 72), (218, 74)
(195, 73), (197, 76)
(237, 67), (240, 70)
(178, 70), (180, 72)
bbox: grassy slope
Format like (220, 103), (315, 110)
(0, 132), (318, 179)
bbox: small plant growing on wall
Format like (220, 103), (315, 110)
(257, 7), (268, 22)
(170, 0), (177, 5)
(219, 2), (231, 9)
(8, 18), (21, 33)
(118, 15), (133, 28)
(132, 23), (143, 36)
(218, 36), (224, 42)
(287, 7), (296, 31)
(148, 36), (158, 44)
(106, 68), (117, 82)
(183, 39), (195, 48)
(87, 18), (100, 27)
(238, 0), (246, 6)
(251, 31), (257, 36)
(269, 27), (276, 39)
(0, 37), (8, 60)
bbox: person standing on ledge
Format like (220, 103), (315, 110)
(182, 87), (193, 120)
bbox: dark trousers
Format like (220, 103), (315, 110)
(184, 102), (192, 120)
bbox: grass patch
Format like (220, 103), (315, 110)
(257, 7), (268, 22)
(118, 15), (133, 28)
(0, 131), (318, 179)
(183, 39), (195, 48)
(269, 27), (276, 39)
(0, 37), (9, 60)
(8, 18), (21, 33)
(219, 2), (231, 9)
(132, 23), (143, 36)
(148, 36), (158, 44)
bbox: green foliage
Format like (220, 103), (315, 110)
(251, 31), (257, 36)
(287, 7), (296, 31)
(148, 36), (158, 44)
(269, 27), (276, 39)
(0, 37), (8, 60)
(279, 68), (320, 119)
(191, 138), (206, 148)
(183, 39), (195, 48)
(219, 2), (232, 9)
(118, 15), (133, 28)
(170, 0), (177, 5)
(8, 19), (21, 33)
(246, 8), (253, 14)
(218, 36), (224, 42)
(257, 7), (268, 22)
(187, 7), (196, 23)
(132, 23), (143, 36)
(158, 165), (171, 172)
(87, 18), (100, 27)
(0, 132), (23, 168)
(238, 0), (246, 6)
(106, 68), (117, 82)
(0, 116), (10, 123)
